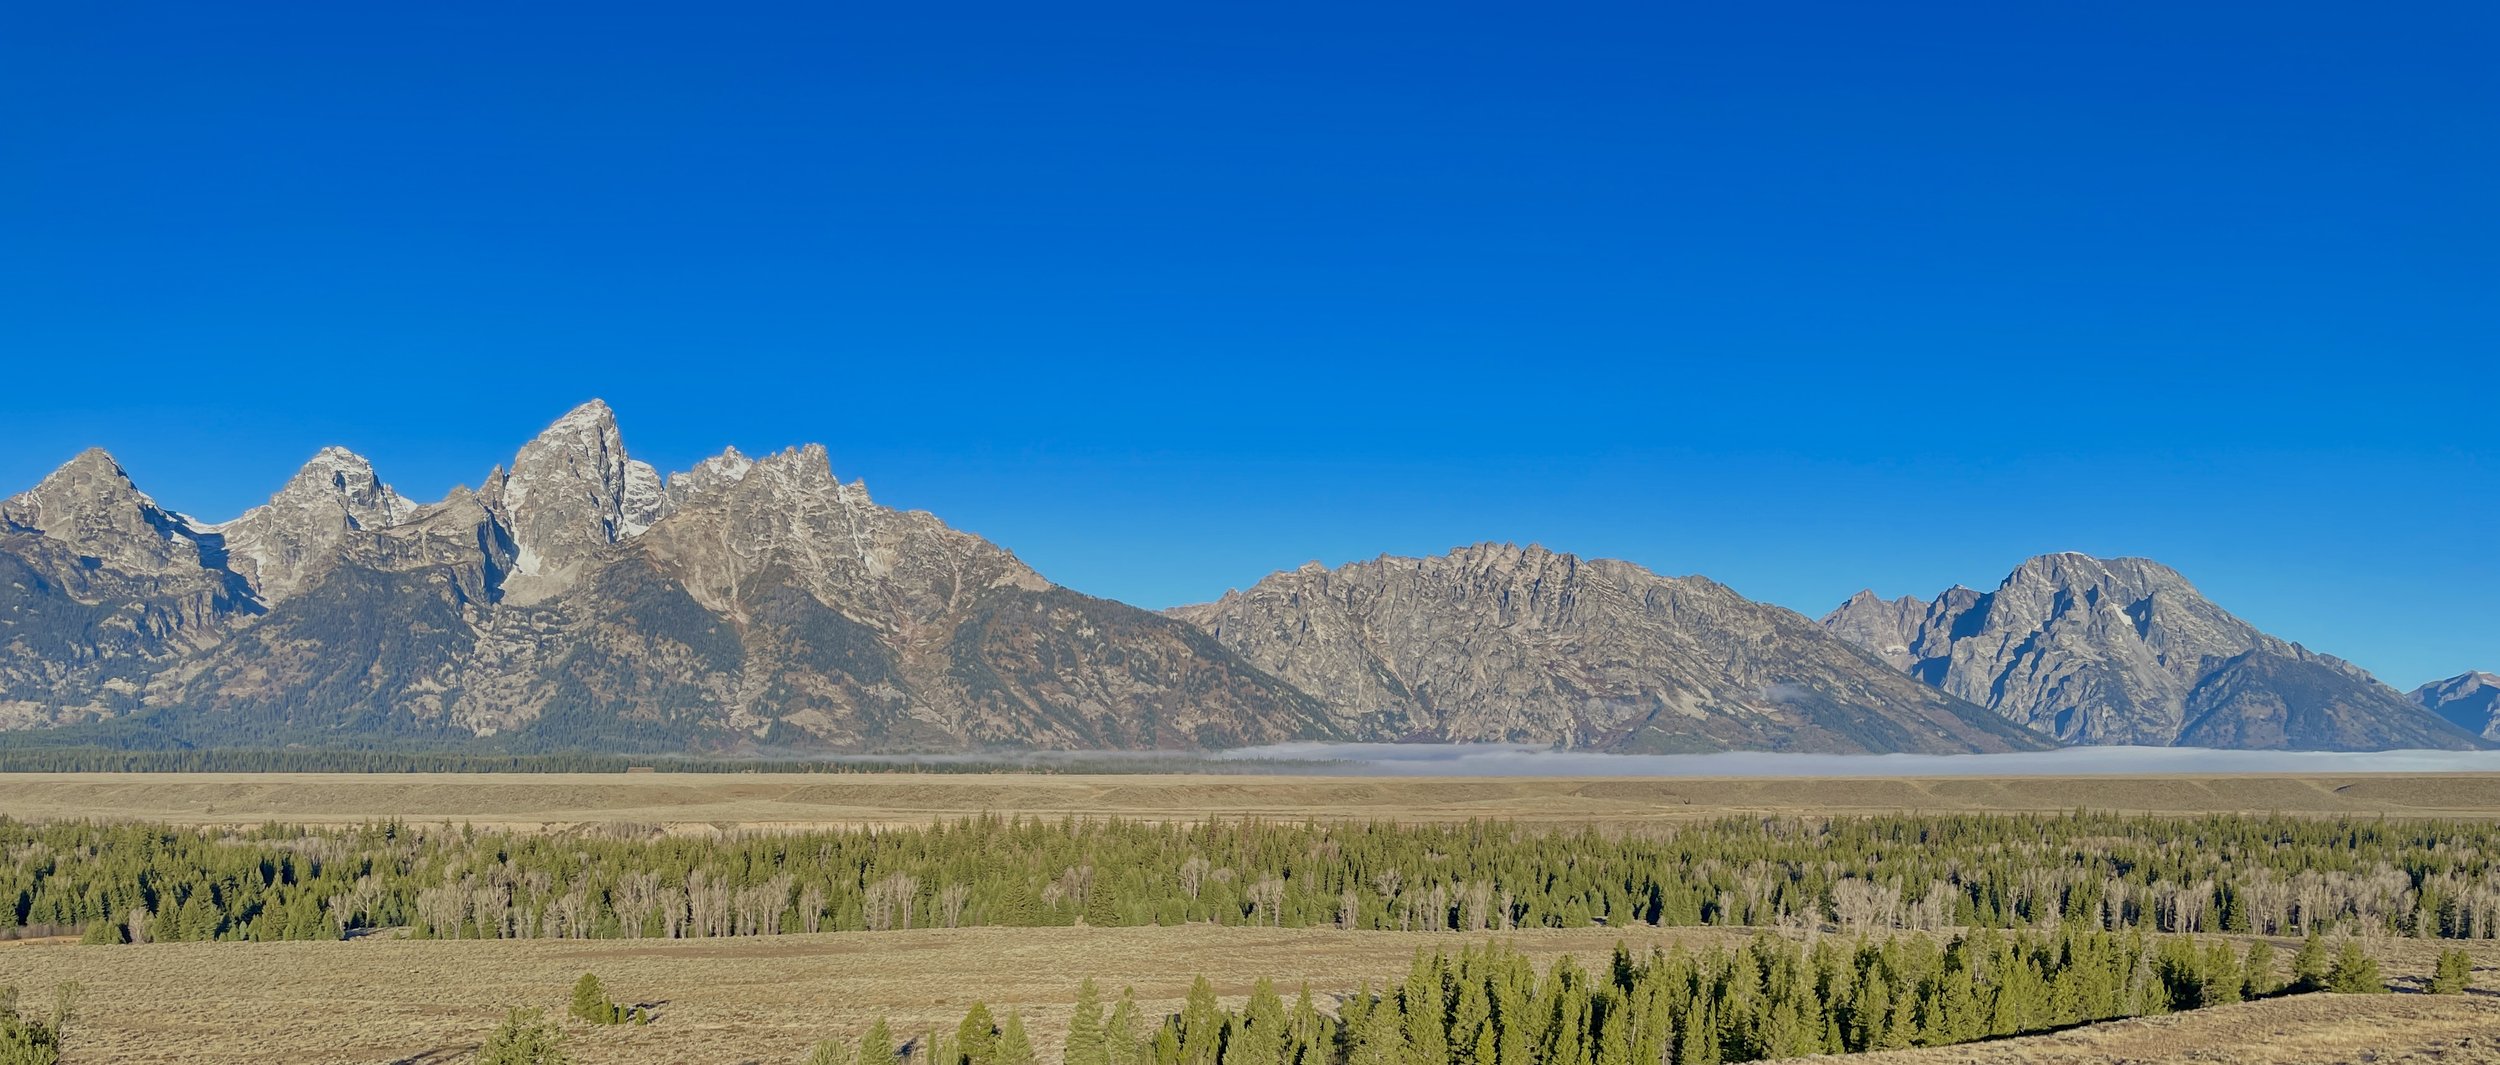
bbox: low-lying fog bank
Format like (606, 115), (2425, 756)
(1210, 743), (2500, 777)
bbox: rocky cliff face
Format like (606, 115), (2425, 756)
(2415, 672), (2500, 740)
(0, 450), (259, 727)
(0, 402), (1333, 752)
(1820, 553), (2485, 751)
(213, 446), (416, 604)
(1170, 543), (2049, 754)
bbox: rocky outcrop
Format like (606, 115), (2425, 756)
(1820, 591), (1927, 672)
(213, 446), (416, 604)
(1170, 543), (2050, 754)
(2415, 672), (2500, 740)
(1822, 553), (2486, 751)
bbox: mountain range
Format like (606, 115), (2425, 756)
(2, 402), (2483, 754)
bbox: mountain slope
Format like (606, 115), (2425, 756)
(1821, 553), (2484, 751)
(2414, 672), (2500, 740)
(0, 450), (260, 726)
(1170, 543), (2049, 754)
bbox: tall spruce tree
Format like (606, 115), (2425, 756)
(2240, 941), (2280, 999)
(2290, 933), (2331, 993)
(1067, 979), (1109, 1065)
(958, 1003), (999, 1065)
(996, 1014), (1037, 1065)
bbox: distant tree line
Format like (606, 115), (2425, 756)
(8, 812), (2500, 947)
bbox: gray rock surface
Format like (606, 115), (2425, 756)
(4, 406), (2480, 756)
(213, 446), (416, 604)
(0, 402), (1332, 752)
(2414, 672), (2500, 740)
(1820, 590), (1927, 672)
(1170, 543), (2049, 754)
(1820, 553), (2485, 751)
(495, 400), (656, 604)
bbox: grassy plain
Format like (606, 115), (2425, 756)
(4, 770), (2500, 829)
(6, 771), (2500, 1064)
(1, 925), (2494, 1065)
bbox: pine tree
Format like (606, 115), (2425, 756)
(959, 1003), (999, 1065)
(1226, 979), (1285, 1065)
(1107, 989), (1144, 1065)
(2430, 949), (2473, 995)
(1449, 976), (1493, 1065)
(0, 985), (68, 1065)
(1675, 996), (1719, 1065)
(2290, 933), (2330, 993)
(475, 1008), (571, 1065)
(996, 1014), (1037, 1065)
(2327, 939), (2384, 994)
(1399, 966), (1449, 1065)
(1348, 988), (1405, 1065)
(2240, 941), (2280, 999)
(860, 1019), (899, 1065)
(809, 1039), (858, 1065)
(1067, 979), (1109, 1065)
(1179, 977), (1223, 1065)
(2200, 943), (2242, 1005)
(570, 973), (620, 1025)
(1288, 985), (1333, 1065)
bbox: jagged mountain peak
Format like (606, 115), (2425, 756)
(498, 399), (662, 601)
(214, 445), (417, 603)
(1819, 590), (1927, 672)
(1821, 554), (2484, 751)
(9, 447), (145, 511)
(278, 446), (409, 512)
(545, 397), (619, 432)
(664, 446), (759, 508)
(0, 446), (217, 576)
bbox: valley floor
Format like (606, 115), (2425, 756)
(4, 770), (2500, 829)
(1, 926), (2494, 1065)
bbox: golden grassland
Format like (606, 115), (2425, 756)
(8, 771), (2500, 1063)
(1, 926), (2494, 1065)
(3, 771), (2500, 830)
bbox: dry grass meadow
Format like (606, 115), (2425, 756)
(2, 925), (2495, 1065)
(7, 770), (2500, 1063)
(3, 770), (2500, 830)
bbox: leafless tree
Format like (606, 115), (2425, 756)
(865, 872), (920, 932)
(1180, 856), (1211, 901)
(1247, 875), (1286, 926)
(940, 883), (971, 928)
(800, 882), (827, 934)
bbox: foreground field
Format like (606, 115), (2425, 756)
(5, 771), (2500, 828)
(1782, 993), (2500, 1064)
(2, 926), (2492, 1065)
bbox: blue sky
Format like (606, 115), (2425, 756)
(3, 2), (2492, 686)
